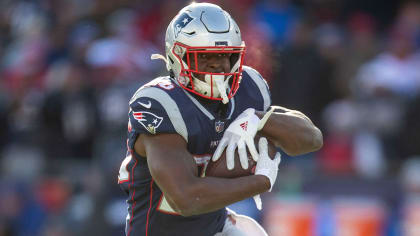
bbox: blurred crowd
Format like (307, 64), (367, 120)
(1, 0), (420, 235)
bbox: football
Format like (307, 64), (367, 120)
(205, 135), (277, 178)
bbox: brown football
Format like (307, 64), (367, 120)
(205, 135), (277, 178)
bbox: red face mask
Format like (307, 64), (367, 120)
(172, 42), (246, 102)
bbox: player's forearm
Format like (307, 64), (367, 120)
(256, 110), (323, 156)
(173, 175), (269, 216)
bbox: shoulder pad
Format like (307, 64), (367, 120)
(129, 80), (188, 142)
(242, 66), (271, 111)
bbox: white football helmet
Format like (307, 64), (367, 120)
(159, 2), (246, 104)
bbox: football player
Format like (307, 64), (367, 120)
(118, 2), (323, 236)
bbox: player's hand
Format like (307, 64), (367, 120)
(212, 108), (261, 170)
(255, 137), (281, 192)
(253, 137), (281, 210)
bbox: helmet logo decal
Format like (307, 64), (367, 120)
(174, 13), (194, 38)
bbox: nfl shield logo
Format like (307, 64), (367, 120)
(215, 120), (225, 133)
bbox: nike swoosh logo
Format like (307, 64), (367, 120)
(138, 101), (151, 109)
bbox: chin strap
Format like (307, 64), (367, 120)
(212, 75), (229, 104)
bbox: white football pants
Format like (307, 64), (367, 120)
(214, 209), (268, 236)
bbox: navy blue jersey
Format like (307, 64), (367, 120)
(118, 66), (271, 236)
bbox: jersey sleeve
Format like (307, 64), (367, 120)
(127, 86), (188, 150)
(242, 66), (272, 111)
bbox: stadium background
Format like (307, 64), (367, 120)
(1, 0), (420, 235)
